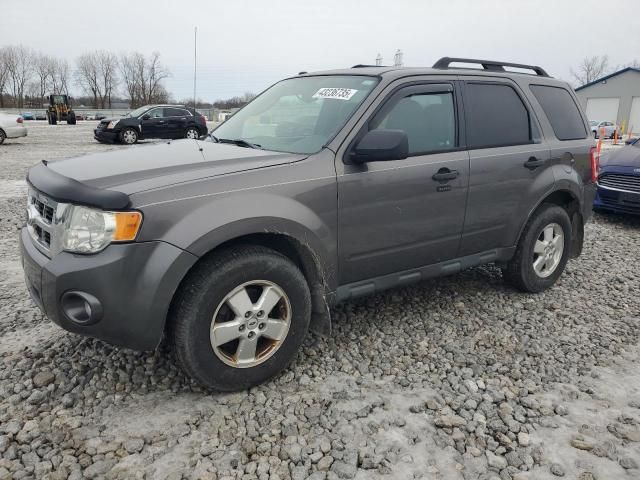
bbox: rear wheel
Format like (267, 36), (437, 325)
(503, 204), (572, 293)
(185, 127), (200, 139)
(49, 112), (57, 125)
(0, 130), (5, 145)
(169, 245), (311, 391)
(67, 111), (76, 125)
(119, 128), (138, 145)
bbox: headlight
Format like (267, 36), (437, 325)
(107, 120), (119, 129)
(62, 205), (142, 254)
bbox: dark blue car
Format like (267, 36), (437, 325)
(594, 138), (640, 215)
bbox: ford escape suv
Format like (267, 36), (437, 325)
(20, 57), (597, 390)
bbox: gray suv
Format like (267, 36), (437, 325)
(20, 58), (597, 390)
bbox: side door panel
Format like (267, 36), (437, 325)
(165, 108), (190, 138)
(458, 78), (553, 256)
(336, 80), (470, 284)
(140, 108), (168, 138)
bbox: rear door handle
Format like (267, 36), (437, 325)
(524, 157), (545, 170)
(432, 168), (459, 182)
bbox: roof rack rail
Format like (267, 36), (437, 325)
(351, 64), (385, 68)
(432, 57), (550, 77)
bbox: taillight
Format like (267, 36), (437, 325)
(16, 117), (23, 124)
(590, 147), (599, 183)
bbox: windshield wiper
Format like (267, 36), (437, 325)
(218, 138), (262, 149)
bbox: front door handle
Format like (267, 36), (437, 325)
(524, 157), (545, 170)
(432, 168), (459, 182)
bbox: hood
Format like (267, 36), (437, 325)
(601, 144), (640, 168)
(46, 140), (305, 195)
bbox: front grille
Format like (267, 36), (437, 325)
(598, 173), (640, 193)
(32, 197), (54, 223)
(27, 189), (62, 256)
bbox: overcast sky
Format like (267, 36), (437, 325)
(2, 0), (639, 101)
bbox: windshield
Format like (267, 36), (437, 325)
(127, 106), (152, 118)
(210, 75), (380, 154)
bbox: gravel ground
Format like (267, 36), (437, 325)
(0, 122), (639, 480)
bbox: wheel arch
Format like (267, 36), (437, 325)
(167, 230), (334, 339)
(518, 188), (584, 258)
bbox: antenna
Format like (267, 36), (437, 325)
(193, 26), (197, 112)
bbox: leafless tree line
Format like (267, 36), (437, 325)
(571, 55), (640, 87)
(0, 45), (171, 109)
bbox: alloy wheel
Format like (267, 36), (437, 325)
(210, 280), (291, 368)
(532, 222), (564, 278)
(122, 130), (137, 144)
(186, 128), (199, 139)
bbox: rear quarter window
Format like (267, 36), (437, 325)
(530, 85), (587, 141)
(464, 82), (532, 149)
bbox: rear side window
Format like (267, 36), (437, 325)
(165, 108), (189, 117)
(530, 85), (587, 140)
(465, 83), (531, 149)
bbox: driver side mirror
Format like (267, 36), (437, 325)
(349, 129), (409, 163)
(142, 114), (150, 120)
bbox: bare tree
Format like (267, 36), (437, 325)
(570, 55), (609, 86)
(75, 52), (101, 107)
(52, 58), (70, 95)
(33, 53), (56, 103)
(0, 47), (9, 108)
(96, 51), (118, 108)
(119, 51), (170, 107)
(5, 45), (33, 108)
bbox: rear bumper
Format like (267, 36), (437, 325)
(94, 129), (118, 143)
(583, 183), (597, 220)
(594, 184), (640, 215)
(20, 228), (198, 350)
(4, 125), (28, 138)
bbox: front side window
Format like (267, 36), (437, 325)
(530, 85), (587, 141)
(465, 83), (531, 148)
(145, 108), (164, 119)
(370, 92), (456, 154)
(211, 75), (380, 154)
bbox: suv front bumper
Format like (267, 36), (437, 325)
(19, 228), (197, 350)
(94, 128), (119, 143)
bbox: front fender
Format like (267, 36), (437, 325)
(136, 189), (338, 291)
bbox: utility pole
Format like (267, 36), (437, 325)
(193, 26), (198, 112)
(376, 53), (383, 66)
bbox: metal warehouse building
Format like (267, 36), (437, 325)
(574, 67), (640, 134)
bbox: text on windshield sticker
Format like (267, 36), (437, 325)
(312, 88), (358, 101)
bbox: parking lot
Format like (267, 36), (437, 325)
(0, 122), (639, 480)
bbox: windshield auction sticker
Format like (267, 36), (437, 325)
(312, 88), (358, 101)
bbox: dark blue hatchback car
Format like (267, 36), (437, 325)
(594, 139), (640, 215)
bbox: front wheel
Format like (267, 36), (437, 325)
(503, 204), (572, 293)
(185, 127), (200, 139)
(119, 127), (138, 144)
(169, 245), (311, 391)
(0, 130), (5, 145)
(67, 111), (76, 125)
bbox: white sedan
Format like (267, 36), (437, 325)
(0, 112), (28, 144)
(590, 120), (619, 139)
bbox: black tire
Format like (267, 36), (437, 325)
(50, 113), (57, 126)
(0, 129), (5, 145)
(67, 111), (76, 125)
(119, 127), (138, 145)
(185, 126), (200, 139)
(169, 245), (311, 391)
(503, 204), (572, 293)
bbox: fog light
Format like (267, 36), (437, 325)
(60, 291), (103, 325)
